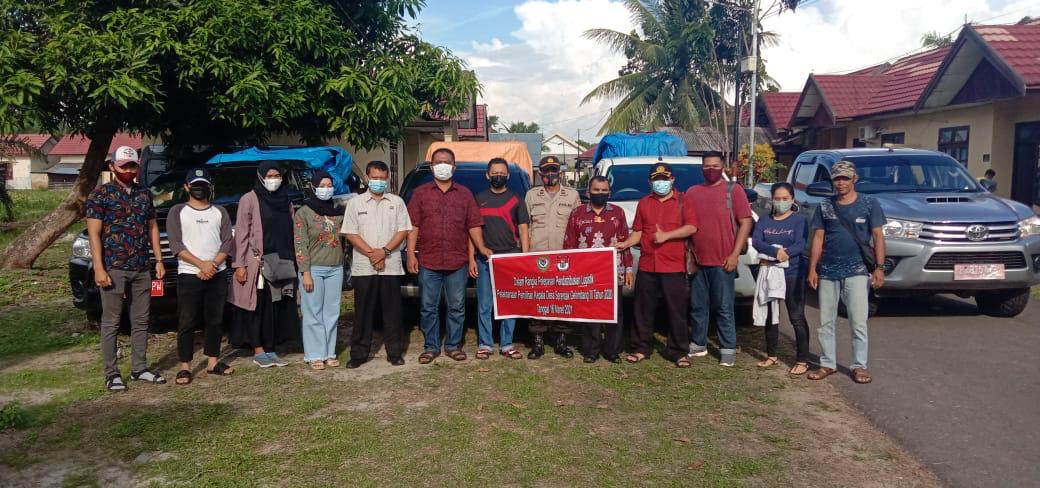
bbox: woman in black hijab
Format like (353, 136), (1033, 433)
(229, 161), (301, 368)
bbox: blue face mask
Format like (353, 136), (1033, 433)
(651, 179), (673, 196)
(368, 179), (388, 194)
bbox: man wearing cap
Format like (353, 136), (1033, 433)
(85, 146), (167, 391)
(685, 151), (754, 367)
(524, 155), (581, 359)
(167, 168), (235, 384)
(617, 162), (698, 367)
(807, 160), (885, 384)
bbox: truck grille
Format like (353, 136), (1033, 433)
(924, 251), (1028, 270)
(918, 221), (1019, 243)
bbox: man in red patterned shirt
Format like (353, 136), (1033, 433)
(563, 176), (632, 363)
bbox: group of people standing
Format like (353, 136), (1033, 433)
(85, 145), (884, 392)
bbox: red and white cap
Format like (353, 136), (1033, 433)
(111, 146), (139, 167)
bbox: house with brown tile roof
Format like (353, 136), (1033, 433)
(0, 134), (58, 190)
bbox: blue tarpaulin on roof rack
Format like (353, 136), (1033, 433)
(205, 146), (354, 195)
(592, 132), (688, 167)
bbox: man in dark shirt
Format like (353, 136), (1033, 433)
(471, 158), (530, 360)
(564, 176), (632, 363)
(85, 146), (166, 391)
(407, 148), (492, 364)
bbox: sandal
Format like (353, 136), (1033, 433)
(475, 349), (493, 360)
(807, 367), (837, 381)
(106, 374), (127, 392)
(175, 370), (192, 385)
(310, 360), (326, 371)
(626, 352), (646, 363)
(852, 368), (873, 384)
(789, 362), (809, 375)
(418, 351), (438, 364)
(757, 357), (779, 368)
(445, 349), (467, 362)
(501, 349), (523, 360)
(206, 362), (235, 376)
(130, 370), (167, 384)
(675, 357), (691, 368)
(325, 359), (340, 368)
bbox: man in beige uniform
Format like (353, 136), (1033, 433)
(525, 156), (580, 359)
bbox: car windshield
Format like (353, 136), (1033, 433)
(605, 164), (706, 201)
(402, 167), (528, 202)
(150, 165), (304, 210)
(844, 154), (982, 193)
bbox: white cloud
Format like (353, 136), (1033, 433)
(763, 0), (1037, 91)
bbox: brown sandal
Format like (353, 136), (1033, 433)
(675, 357), (691, 368)
(807, 367), (837, 380)
(789, 362), (809, 375)
(626, 353), (646, 363)
(445, 349), (467, 362)
(501, 349), (523, 360)
(418, 351), (438, 364)
(475, 349), (492, 360)
(757, 357), (779, 368)
(852, 368), (873, 384)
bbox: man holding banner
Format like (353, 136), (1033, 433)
(563, 176), (632, 363)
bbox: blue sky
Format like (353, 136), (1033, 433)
(412, 0), (1037, 142)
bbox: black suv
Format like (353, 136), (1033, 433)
(70, 159), (362, 323)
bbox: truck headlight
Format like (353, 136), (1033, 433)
(882, 219), (923, 239)
(1019, 215), (1040, 237)
(71, 235), (92, 259)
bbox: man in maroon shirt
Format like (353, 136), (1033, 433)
(684, 151), (753, 367)
(564, 176), (632, 363)
(406, 148), (493, 364)
(617, 163), (698, 367)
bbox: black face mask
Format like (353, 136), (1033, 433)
(489, 175), (508, 189)
(541, 173), (559, 187)
(189, 183), (211, 201)
(589, 193), (609, 207)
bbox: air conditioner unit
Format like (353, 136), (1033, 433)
(858, 126), (878, 140)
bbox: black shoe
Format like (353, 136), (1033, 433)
(555, 334), (574, 359)
(528, 334), (545, 359)
(604, 355), (622, 364)
(346, 359), (366, 369)
(583, 355), (598, 363)
(389, 357), (405, 366)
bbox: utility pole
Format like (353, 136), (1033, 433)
(730, 36), (743, 167)
(746, 0), (761, 187)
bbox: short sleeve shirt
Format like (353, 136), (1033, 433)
(407, 182), (483, 271)
(811, 195), (885, 280)
(476, 189), (529, 254)
(341, 192), (413, 276)
(84, 182), (156, 271)
(632, 192), (692, 273)
(686, 182), (753, 267)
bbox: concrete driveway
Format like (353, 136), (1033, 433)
(780, 294), (1040, 487)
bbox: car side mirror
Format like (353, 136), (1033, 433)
(744, 188), (758, 203)
(806, 180), (834, 197)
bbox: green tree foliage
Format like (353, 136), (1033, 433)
(506, 121), (542, 134)
(0, 0), (478, 268)
(920, 30), (953, 48)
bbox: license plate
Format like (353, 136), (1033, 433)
(151, 279), (165, 297)
(953, 264), (1005, 280)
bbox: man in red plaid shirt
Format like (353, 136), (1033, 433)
(563, 176), (633, 363)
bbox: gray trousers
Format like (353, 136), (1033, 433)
(99, 268), (152, 378)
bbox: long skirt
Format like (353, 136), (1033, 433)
(230, 285), (301, 352)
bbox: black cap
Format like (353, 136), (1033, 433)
(185, 167), (213, 185)
(648, 162), (673, 179)
(538, 156), (561, 171)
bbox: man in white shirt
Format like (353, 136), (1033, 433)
(167, 168), (234, 384)
(341, 161), (412, 368)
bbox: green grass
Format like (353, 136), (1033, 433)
(1032, 285), (1039, 300)
(0, 190), (70, 248)
(0, 305), (94, 360)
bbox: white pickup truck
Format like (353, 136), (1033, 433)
(594, 156), (760, 305)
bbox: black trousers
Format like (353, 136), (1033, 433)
(529, 320), (571, 336)
(176, 269), (228, 363)
(581, 286), (624, 359)
(764, 275), (811, 363)
(632, 271), (689, 360)
(352, 274), (404, 361)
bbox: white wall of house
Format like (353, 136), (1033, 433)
(1, 156), (33, 189)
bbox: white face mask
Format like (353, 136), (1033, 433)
(262, 177), (282, 192)
(432, 163), (454, 181)
(314, 187), (334, 201)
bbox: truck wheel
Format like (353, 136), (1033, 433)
(975, 289), (1030, 317)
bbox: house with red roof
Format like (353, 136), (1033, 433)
(38, 133), (142, 190)
(0, 134), (58, 189)
(780, 20), (1040, 205)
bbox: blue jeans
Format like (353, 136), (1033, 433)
(689, 266), (737, 356)
(817, 275), (870, 370)
(475, 256), (515, 352)
(299, 266), (343, 361)
(419, 266), (468, 353)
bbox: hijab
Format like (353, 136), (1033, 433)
(254, 161), (294, 260)
(304, 170), (342, 217)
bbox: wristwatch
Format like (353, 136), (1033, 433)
(382, 247), (392, 256)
